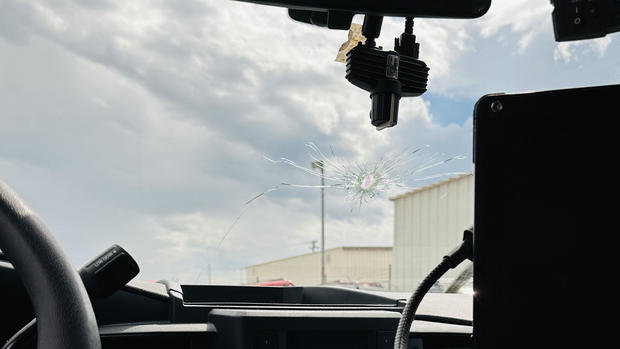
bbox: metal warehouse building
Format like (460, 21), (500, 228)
(390, 172), (474, 292)
(245, 246), (392, 287)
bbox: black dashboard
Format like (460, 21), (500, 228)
(1, 260), (472, 349)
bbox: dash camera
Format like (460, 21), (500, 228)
(345, 17), (429, 130)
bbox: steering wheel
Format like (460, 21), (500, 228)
(0, 181), (101, 349)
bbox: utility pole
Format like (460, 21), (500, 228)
(310, 240), (318, 253)
(311, 160), (326, 284)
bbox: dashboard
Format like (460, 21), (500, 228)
(0, 260), (472, 349)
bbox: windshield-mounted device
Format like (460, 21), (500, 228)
(235, 0), (491, 130)
(345, 16), (428, 130)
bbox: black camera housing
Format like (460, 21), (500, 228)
(346, 44), (429, 130)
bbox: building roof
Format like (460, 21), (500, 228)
(246, 246), (392, 269)
(388, 172), (474, 201)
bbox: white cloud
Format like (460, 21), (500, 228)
(553, 36), (614, 63)
(593, 36), (613, 56)
(477, 1), (552, 42)
(554, 41), (579, 63)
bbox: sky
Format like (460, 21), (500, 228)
(1, 0), (618, 284)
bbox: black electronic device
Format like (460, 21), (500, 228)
(344, 16), (429, 130)
(346, 42), (428, 130)
(79, 244), (140, 300)
(473, 85), (620, 347)
(551, 0), (620, 41)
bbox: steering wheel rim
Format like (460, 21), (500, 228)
(0, 181), (101, 349)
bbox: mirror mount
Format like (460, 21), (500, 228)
(361, 15), (383, 47)
(288, 9), (354, 30)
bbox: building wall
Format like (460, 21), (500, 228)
(245, 247), (392, 287)
(390, 172), (474, 292)
(327, 247), (392, 286)
(246, 251), (322, 286)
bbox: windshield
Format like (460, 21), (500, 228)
(1, 0), (617, 292)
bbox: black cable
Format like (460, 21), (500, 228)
(394, 259), (451, 348)
(394, 228), (473, 349)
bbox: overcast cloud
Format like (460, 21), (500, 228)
(1, 0), (618, 283)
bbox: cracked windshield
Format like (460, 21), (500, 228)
(1, 0), (617, 294)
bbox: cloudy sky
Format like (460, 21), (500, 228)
(1, 0), (618, 284)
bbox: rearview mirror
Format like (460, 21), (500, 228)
(234, 0), (491, 19)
